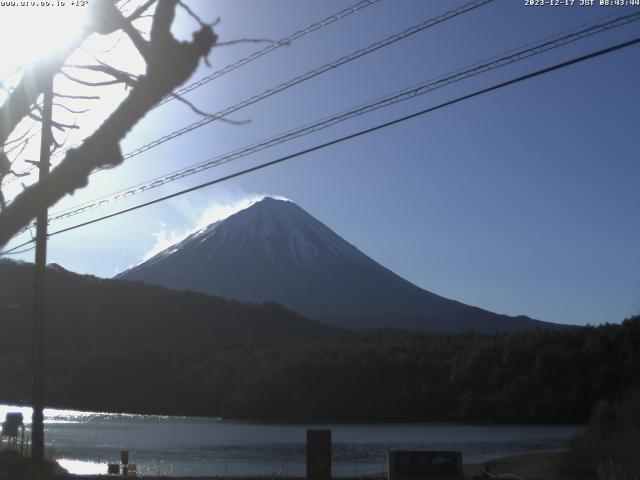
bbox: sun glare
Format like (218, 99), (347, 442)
(56, 459), (107, 476)
(0, 5), (87, 77)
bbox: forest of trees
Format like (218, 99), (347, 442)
(0, 315), (638, 423)
(568, 386), (640, 471)
(0, 259), (343, 353)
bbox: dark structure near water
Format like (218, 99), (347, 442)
(306, 429), (331, 480)
(388, 451), (463, 480)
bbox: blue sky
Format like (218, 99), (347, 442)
(2, 0), (639, 326)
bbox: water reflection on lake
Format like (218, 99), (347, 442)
(0, 404), (583, 477)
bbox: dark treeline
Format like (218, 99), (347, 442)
(568, 386), (640, 470)
(0, 316), (638, 423)
(0, 260), (343, 354)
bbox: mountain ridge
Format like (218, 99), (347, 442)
(0, 258), (345, 354)
(120, 197), (561, 333)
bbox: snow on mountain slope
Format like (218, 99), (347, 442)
(119, 197), (560, 333)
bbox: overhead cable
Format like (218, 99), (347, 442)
(3, 33), (637, 256)
(40, 11), (640, 227)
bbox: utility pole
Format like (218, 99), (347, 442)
(32, 74), (53, 479)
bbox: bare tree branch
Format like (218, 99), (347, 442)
(0, 0), (130, 147)
(4, 137), (30, 159)
(117, 0), (161, 61)
(27, 112), (79, 132)
(51, 126), (74, 155)
(217, 38), (277, 47)
(65, 64), (139, 88)
(128, 0), (159, 22)
(2, 122), (38, 148)
(169, 93), (250, 125)
(60, 70), (128, 88)
(95, 32), (126, 54)
(0, 0), (217, 247)
(53, 103), (91, 115)
(177, 0), (216, 29)
(54, 92), (101, 101)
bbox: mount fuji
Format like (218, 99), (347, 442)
(119, 197), (558, 333)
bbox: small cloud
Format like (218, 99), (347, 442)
(139, 195), (287, 263)
(142, 222), (187, 262)
(194, 196), (262, 232)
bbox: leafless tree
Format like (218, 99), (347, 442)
(0, 0), (217, 248)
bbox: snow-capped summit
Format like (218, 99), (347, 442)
(138, 197), (365, 271)
(119, 197), (556, 332)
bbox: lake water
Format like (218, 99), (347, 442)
(0, 404), (583, 477)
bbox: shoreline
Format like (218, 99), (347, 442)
(463, 451), (568, 479)
(63, 451), (569, 479)
(4, 449), (599, 480)
(1, 401), (587, 426)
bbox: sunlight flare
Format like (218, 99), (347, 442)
(0, 4), (87, 77)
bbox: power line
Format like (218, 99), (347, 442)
(8, 6), (633, 194)
(1, 141), (78, 189)
(4, 0), (493, 189)
(0, 0), (383, 188)
(3, 0), (493, 189)
(39, 10), (640, 228)
(0, 245), (35, 255)
(3, 34), (636, 256)
(155, 0), (383, 108)
(112, 0), (494, 163)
